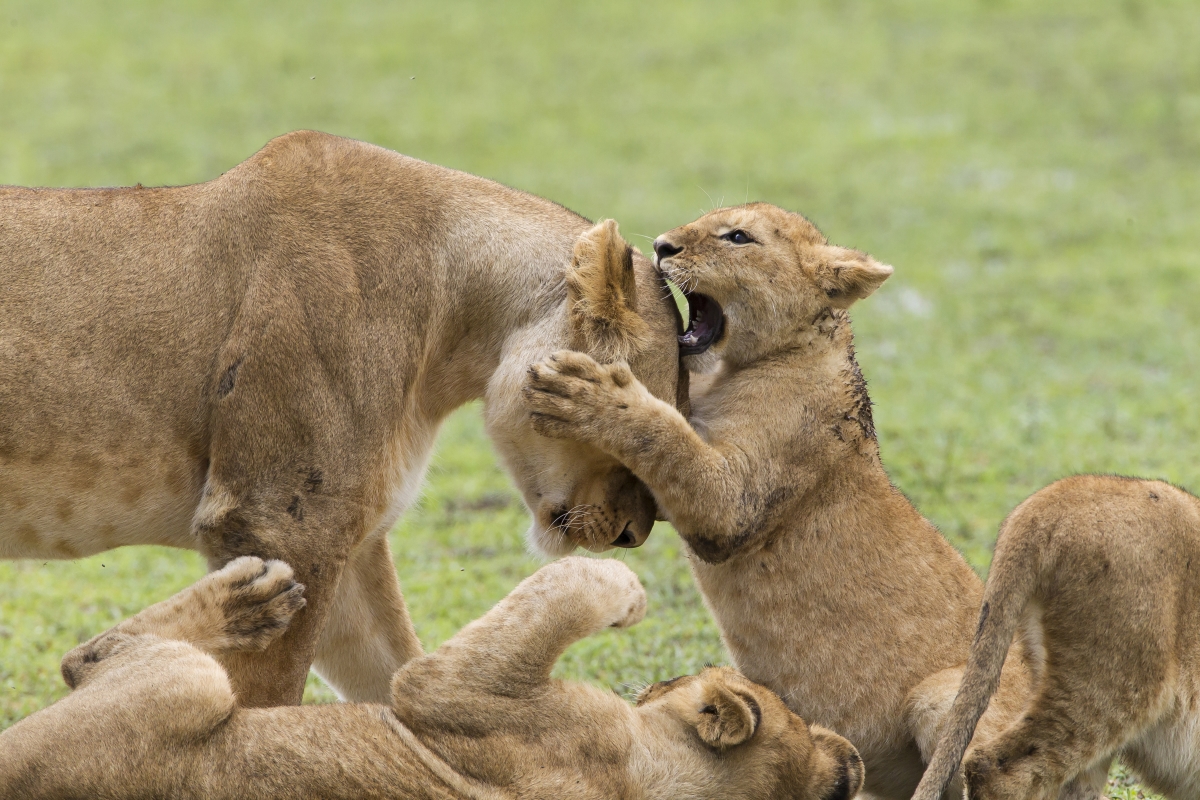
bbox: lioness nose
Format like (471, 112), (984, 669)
(611, 523), (644, 549)
(653, 238), (683, 262)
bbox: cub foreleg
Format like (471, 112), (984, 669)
(524, 350), (768, 561)
(394, 557), (646, 702)
(61, 556), (305, 689)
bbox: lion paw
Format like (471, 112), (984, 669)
(523, 350), (637, 439)
(539, 556), (647, 629)
(208, 557), (306, 651)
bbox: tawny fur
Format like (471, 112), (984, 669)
(0, 556), (864, 800)
(522, 204), (1067, 799)
(912, 475), (1200, 800)
(567, 218), (653, 362)
(0, 131), (682, 708)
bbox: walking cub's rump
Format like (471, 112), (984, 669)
(914, 475), (1200, 800)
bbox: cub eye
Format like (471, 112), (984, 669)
(721, 229), (754, 245)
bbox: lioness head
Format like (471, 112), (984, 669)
(487, 219), (682, 556)
(653, 203), (892, 372)
(635, 666), (864, 800)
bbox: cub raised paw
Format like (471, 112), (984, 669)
(536, 556), (648, 629)
(204, 557), (308, 652)
(523, 350), (645, 439)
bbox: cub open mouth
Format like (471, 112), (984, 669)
(680, 292), (724, 355)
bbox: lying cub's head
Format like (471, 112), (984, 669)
(654, 203), (892, 371)
(635, 666), (864, 800)
(487, 220), (683, 556)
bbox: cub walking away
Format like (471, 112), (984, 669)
(913, 474), (1200, 800)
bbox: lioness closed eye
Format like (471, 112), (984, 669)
(0, 131), (682, 708)
(0, 556), (863, 800)
(522, 203), (1087, 799)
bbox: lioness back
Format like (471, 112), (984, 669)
(2, 131), (685, 708)
(0, 131), (591, 560)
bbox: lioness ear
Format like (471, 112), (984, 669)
(815, 245), (894, 309)
(695, 684), (759, 749)
(567, 219), (651, 362)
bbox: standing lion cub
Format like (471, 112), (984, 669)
(0, 556), (863, 800)
(913, 474), (1200, 800)
(522, 205), (1055, 799)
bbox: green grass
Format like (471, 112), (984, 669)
(2, 1), (1197, 796)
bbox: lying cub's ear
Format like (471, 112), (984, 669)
(695, 684), (760, 749)
(808, 725), (865, 800)
(815, 245), (894, 309)
(567, 219), (652, 362)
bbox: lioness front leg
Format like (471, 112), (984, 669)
(524, 351), (766, 560)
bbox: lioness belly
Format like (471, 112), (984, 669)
(0, 457), (201, 559)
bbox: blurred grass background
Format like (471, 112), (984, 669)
(2, 1), (1196, 795)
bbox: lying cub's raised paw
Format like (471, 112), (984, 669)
(208, 557), (307, 652)
(538, 556), (648, 629)
(523, 350), (637, 439)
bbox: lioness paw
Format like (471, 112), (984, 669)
(210, 557), (306, 651)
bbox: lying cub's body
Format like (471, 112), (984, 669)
(0, 557), (863, 800)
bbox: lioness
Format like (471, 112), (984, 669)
(912, 474), (1200, 800)
(523, 204), (1063, 799)
(0, 131), (682, 708)
(0, 555), (864, 800)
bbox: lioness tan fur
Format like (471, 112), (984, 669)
(910, 474), (1200, 800)
(0, 131), (683, 708)
(0, 555), (864, 800)
(521, 203), (1078, 799)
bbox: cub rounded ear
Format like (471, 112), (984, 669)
(816, 245), (894, 309)
(695, 684), (760, 749)
(808, 725), (865, 800)
(567, 219), (652, 362)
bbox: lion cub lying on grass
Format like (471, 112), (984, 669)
(523, 206), (1050, 799)
(913, 474), (1200, 800)
(0, 555), (863, 800)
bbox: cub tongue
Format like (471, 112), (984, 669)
(680, 292), (723, 355)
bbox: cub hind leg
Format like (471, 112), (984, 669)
(962, 608), (1172, 800)
(62, 555), (305, 689)
(1, 558), (306, 797)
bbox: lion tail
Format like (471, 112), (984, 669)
(911, 498), (1051, 800)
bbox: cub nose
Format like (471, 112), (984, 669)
(653, 237), (683, 262)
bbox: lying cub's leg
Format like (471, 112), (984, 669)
(0, 558), (303, 797)
(62, 556), (306, 688)
(392, 556), (645, 719)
